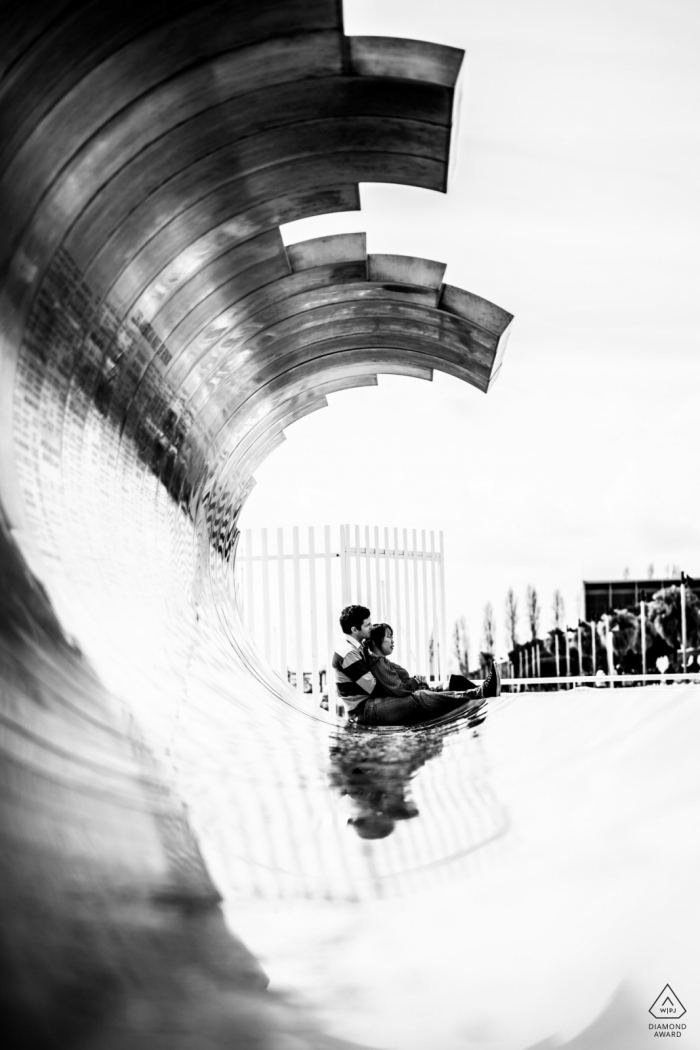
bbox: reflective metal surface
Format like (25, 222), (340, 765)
(1, 3), (697, 1048)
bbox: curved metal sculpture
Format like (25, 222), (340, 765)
(0, 1), (512, 1044)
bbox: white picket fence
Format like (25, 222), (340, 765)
(234, 525), (447, 703)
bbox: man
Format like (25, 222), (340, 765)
(331, 605), (380, 718)
(332, 605), (500, 726)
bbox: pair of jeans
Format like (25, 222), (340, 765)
(353, 686), (475, 727)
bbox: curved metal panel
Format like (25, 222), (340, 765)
(0, 2), (514, 1044)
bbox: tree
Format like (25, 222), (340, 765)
(526, 585), (540, 640)
(552, 589), (565, 630)
(648, 585), (700, 656)
(483, 602), (496, 654)
(622, 566), (630, 580)
(647, 563), (655, 579)
(452, 616), (470, 676)
(505, 589), (518, 650)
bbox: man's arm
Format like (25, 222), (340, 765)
(341, 648), (379, 696)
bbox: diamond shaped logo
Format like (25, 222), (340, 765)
(649, 985), (686, 1019)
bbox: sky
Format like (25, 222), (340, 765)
(239, 0), (700, 663)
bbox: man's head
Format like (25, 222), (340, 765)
(347, 814), (395, 840)
(339, 604), (372, 641)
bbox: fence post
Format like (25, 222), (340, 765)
(430, 530), (439, 678)
(604, 614), (614, 688)
(364, 525), (372, 610)
(374, 526), (382, 620)
(354, 524), (362, 604)
(245, 529), (254, 631)
(681, 578), (688, 673)
(384, 526), (392, 623)
(277, 528), (287, 679)
(340, 525), (348, 606)
(439, 531), (447, 683)
(421, 529), (429, 676)
(324, 525), (334, 704)
(261, 527), (271, 662)
(403, 527), (411, 670)
(640, 600), (647, 677)
(393, 527), (401, 660)
(413, 529), (420, 676)
(293, 527), (304, 697)
(554, 632), (560, 680)
(308, 526), (319, 697)
(565, 629), (571, 685)
(344, 523), (351, 603)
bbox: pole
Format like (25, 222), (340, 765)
(293, 527), (304, 697)
(605, 614), (614, 688)
(384, 526), (392, 623)
(393, 527), (402, 661)
(403, 528), (411, 670)
(640, 600), (647, 677)
(439, 531), (447, 684)
(245, 529), (254, 633)
(565, 629), (571, 685)
(261, 527), (271, 662)
(421, 529), (429, 675)
(340, 525), (348, 606)
(324, 525), (333, 706)
(554, 633), (560, 680)
(681, 578), (688, 674)
(308, 527), (319, 698)
(590, 620), (596, 674)
(429, 530), (438, 677)
(412, 529), (420, 677)
(374, 526), (381, 620)
(277, 528), (287, 678)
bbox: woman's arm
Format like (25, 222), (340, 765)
(389, 660), (426, 693)
(371, 656), (414, 697)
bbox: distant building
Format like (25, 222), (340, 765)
(583, 577), (700, 621)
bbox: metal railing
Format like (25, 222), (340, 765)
(234, 524), (447, 702)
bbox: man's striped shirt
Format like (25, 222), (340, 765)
(332, 634), (379, 712)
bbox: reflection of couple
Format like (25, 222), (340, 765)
(332, 604), (500, 726)
(328, 728), (444, 838)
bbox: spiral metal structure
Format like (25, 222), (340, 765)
(0, 2), (512, 1045)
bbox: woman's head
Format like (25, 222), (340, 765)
(369, 622), (394, 656)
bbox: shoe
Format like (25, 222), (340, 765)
(455, 687), (483, 703)
(481, 660), (501, 698)
(455, 663), (500, 703)
(385, 800), (419, 820)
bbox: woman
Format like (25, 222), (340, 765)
(350, 622), (499, 726)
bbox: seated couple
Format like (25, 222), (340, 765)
(332, 604), (500, 726)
